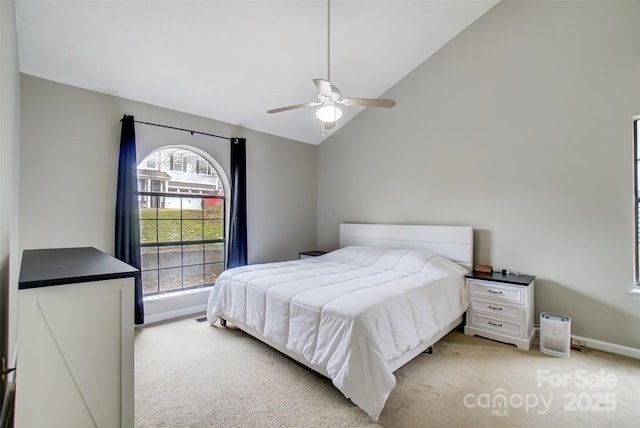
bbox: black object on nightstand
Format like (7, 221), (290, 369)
(465, 271), (535, 287)
(299, 250), (328, 259)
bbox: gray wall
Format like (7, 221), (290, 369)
(318, 1), (640, 348)
(19, 75), (317, 265)
(1, 0), (21, 375)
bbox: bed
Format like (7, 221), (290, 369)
(206, 223), (473, 421)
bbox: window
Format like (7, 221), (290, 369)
(137, 147), (226, 296)
(146, 158), (157, 169)
(635, 117), (640, 284)
(197, 159), (211, 175)
(169, 154), (185, 172)
(150, 180), (163, 192)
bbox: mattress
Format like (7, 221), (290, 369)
(207, 246), (469, 420)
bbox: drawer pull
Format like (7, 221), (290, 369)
(488, 289), (503, 294)
(488, 321), (503, 327)
(488, 305), (503, 311)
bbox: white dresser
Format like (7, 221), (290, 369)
(464, 271), (535, 350)
(15, 247), (138, 428)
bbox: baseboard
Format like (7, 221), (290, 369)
(534, 327), (640, 360)
(143, 304), (207, 325)
(570, 334), (640, 360)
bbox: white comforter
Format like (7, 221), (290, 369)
(206, 246), (469, 421)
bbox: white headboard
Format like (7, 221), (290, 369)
(339, 223), (473, 270)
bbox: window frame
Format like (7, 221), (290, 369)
(137, 146), (228, 296)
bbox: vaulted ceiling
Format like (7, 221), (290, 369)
(15, 0), (498, 144)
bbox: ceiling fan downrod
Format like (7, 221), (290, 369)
(265, 0), (396, 122)
(326, 0), (331, 82)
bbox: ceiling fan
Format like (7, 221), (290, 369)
(267, 0), (396, 130)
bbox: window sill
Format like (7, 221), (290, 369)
(143, 285), (213, 302)
(143, 286), (213, 324)
(630, 286), (640, 300)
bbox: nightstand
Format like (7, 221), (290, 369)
(464, 271), (535, 350)
(299, 250), (327, 259)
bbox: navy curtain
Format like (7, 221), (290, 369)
(227, 137), (247, 268)
(115, 115), (144, 325)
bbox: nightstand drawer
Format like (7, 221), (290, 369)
(469, 280), (523, 304)
(469, 298), (523, 320)
(470, 313), (522, 337)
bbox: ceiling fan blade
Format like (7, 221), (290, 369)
(267, 102), (318, 114)
(313, 79), (333, 97)
(342, 98), (396, 108)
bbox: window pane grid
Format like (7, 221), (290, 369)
(138, 148), (225, 295)
(138, 192), (225, 295)
(141, 260), (225, 295)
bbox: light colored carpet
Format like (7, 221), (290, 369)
(135, 315), (640, 427)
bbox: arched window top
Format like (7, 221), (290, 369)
(137, 147), (224, 196)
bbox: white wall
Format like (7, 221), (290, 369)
(20, 75), (317, 262)
(1, 0), (21, 376)
(19, 75), (317, 321)
(318, 1), (640, 349)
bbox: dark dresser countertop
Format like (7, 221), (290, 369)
(19, 247), (139, 290)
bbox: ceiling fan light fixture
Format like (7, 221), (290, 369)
(266, 0), (395, 130)
(316, 104), (342, 123)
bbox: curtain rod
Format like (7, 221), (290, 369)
(124, 118), (232, 141)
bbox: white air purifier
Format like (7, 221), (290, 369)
(539, 312), (571, 358)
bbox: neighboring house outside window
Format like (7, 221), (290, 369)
(137, 147), (226, 296)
